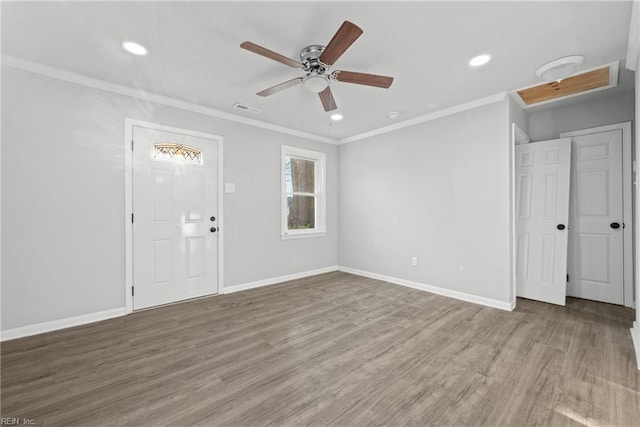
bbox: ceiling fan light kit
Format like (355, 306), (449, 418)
(303, 72), (329, 93)
(240, 20), (394, 112)
(535, 55), (584, 82)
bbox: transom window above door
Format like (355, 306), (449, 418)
(154, 143), (202, 163)
(281, 146), (326, 239)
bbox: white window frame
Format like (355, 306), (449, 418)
(281, 145), (326, 239)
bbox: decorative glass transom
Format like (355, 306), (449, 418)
(154, 143), (202, 163)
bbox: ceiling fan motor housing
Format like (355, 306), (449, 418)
(300, 45), (327, 73)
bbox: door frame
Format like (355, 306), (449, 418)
(124, 118), (224, 314)
(560, 121), (634, 308)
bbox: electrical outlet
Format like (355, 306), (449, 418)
(411, 257), (418, 266)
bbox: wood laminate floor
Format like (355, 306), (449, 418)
(1, 272), (639, 426)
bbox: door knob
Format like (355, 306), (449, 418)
(210, 227), (217, 233)
(557, 224), (566, 230)
(210, 216), (216, 222)
(610, 222), (621, 229)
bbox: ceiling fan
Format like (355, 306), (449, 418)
(240, 21), (394, 112)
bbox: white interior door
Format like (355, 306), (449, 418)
(566, 130), (624, 304)
(133, 126), (218, 310)
(516, 138), (572, 305)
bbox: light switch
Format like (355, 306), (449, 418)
(225, 183), (236, 193)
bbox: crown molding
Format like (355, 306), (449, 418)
(338, 92), (507, 145)
(4, 55), (515, 146)
(1, 54), (338, 145)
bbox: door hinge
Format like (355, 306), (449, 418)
(132, 286), (134, 296)
(567, 274), (569, 282)
(131, 213), (134, 223)
(131, 140), (134, 151)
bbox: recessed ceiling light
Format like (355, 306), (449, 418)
(387, 111), (400, 119)
(469, 54), (491, 67)
(331, 113), (343, 121)
(122, 41), (148, 56)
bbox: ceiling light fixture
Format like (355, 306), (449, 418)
(330, 113), (343, 121)
(536, 55), (584, 82)
(303, 73), (329, 93)
(387, 111), (400, 119)
(469, 54), (491, 67)
(122, 41), (148, 56)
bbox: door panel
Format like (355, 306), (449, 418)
(540, 233), (556, 283)
(133, 126), (218, 310)
(186, 236), (205, 278)
(152, 239), (172, 284)
(516, 138), (571, 305)
(567, 130), (623, 304)
(543, 174), (557, 217)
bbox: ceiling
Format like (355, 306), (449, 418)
(1, 1), (634, 140)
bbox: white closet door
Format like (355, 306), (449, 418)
(515, 138), (571, 305)
(567, 130), (623, 304)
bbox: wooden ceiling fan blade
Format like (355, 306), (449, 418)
(333, 70), (394, 88)
(257, 77), (303, 97)
(240, 41), (302, 68)
(318, 86), (338, 112)
(319, 21), (363, 66)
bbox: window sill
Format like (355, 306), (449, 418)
(281, 231), (326, 240)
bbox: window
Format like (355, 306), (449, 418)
(154, 143), (202, 163)
(281, 146), (326, 239)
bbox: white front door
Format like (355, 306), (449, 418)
(515, 138), (572, 305)
(133, 125), (219, 310)
(566, 130), (624, 304)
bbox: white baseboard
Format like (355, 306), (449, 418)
(1, 308), (126, 342)
(222, 265), (339, 294)
(631, 321), (640, 370)
(338, 266), (514, 311)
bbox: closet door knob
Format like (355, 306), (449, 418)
(610, 222), (620, 229)
(557, 224), (566, 230)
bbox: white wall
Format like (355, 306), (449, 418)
(338, 97), (512, 305)
(528, 91), (635, 142)
(1, 67), (338, 331)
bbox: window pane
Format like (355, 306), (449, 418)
(286, 195), (315, 229)
(154, 143), (202, 163)
(285, 156), (315, 193)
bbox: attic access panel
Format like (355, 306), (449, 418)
(514, 62), (618, 108)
